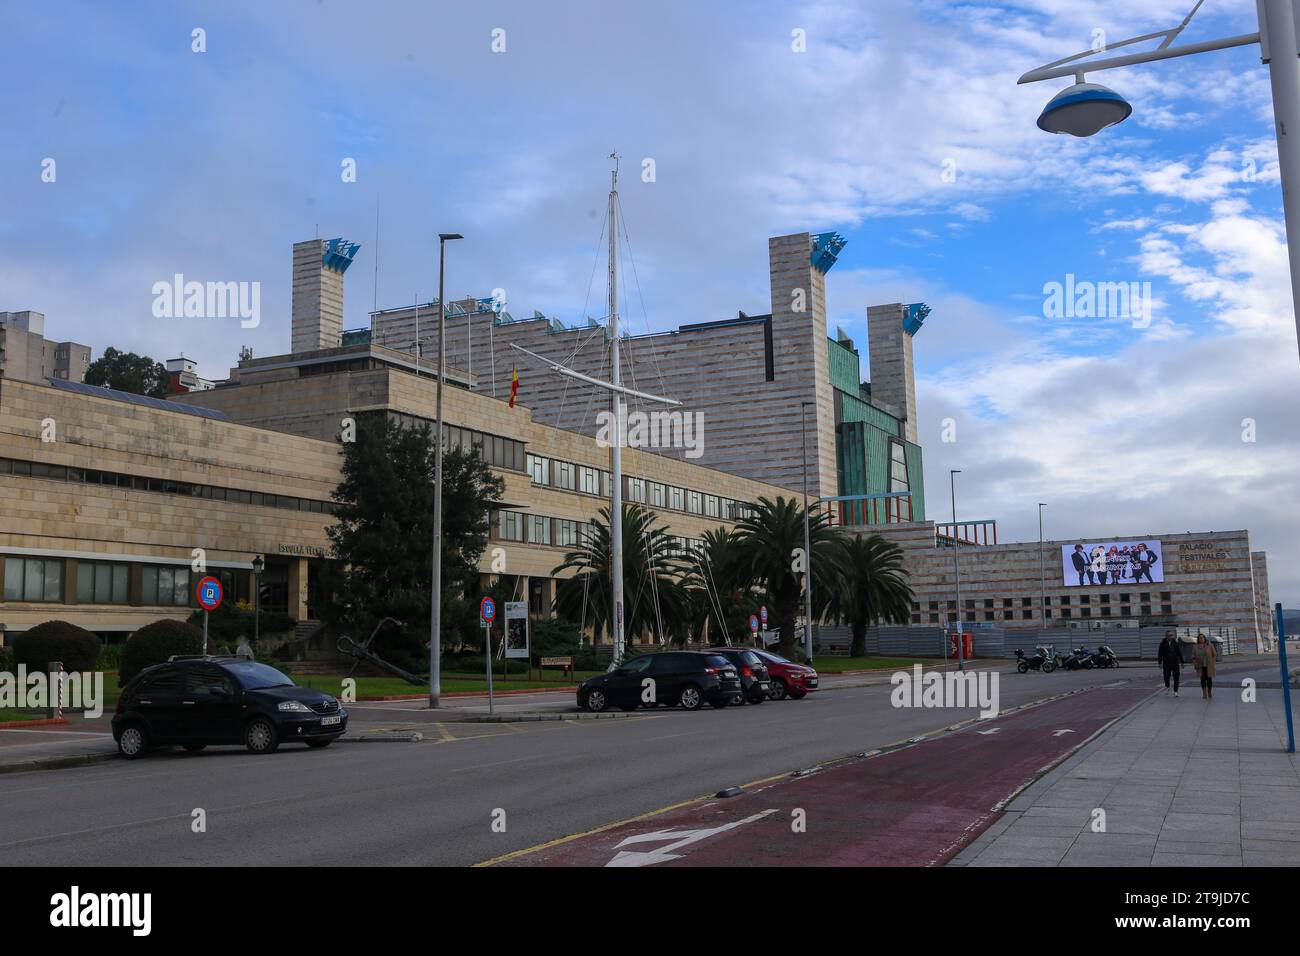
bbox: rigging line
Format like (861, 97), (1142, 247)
(700, 548), (728, 643)
(640, 517), (666, 645)
(617, 199), (673, 425)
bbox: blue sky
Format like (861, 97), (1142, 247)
(4, 0), (1299, 606)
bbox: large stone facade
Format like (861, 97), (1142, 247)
(862, 521), (1269, 648)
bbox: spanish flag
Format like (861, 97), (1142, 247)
(509, 365), (519, 408)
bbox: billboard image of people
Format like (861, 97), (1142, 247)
(1061, 540), (1162, 587)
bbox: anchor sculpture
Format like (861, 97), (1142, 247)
(336, 617), (424, 686)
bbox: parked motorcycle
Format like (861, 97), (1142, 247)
(1062, 646), (1095, 670)
(1015, 645), (1058, 674)
(1093, 644), (1118, 668)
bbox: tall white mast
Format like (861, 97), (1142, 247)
(607, 152), (625, 664)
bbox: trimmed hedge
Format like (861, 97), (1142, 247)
(12, 621), (102, 674)
(119, 619), (207, 686)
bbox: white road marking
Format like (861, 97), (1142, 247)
(605, 809), (779, 867)
(1052, 729), (1075, 737)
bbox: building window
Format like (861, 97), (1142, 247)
(140, 566), (192, 606)
(1141, 604), (1152, 616)
(498, 511), (525, 542)
(1120, 593), (1131, 603)
(911, 614), (921, 624)
(1160, 592), (1172, 602)
(556, 519), (578, 548)
(983, 611), (995, 621)
(4, 557), (64, 602)
(528, 515), (551, 545)
(1121, 606), (1132, 617)
(965, 599), (975, 610)
(1021, 610), (1033, 620)
(704, 494), (719, 518)
(888, 440), (909, 493)
(1101, 606), (1111, 618)
(554, 461), (576, 491)
(721, 498), (737, 520)
(627, 478), (646, 504)
(669, 486), (684, 511)
(1081, 608), (1092, 618)
(687, 490), (702, 515)
(1021, 597), (1032, 607)
(1060, 595), (1070, 605)
(601, 471), (612, 498)
(1002, 598), (1013, 608)
(1062, 608), (1072, 618)
(1002, 610), (1013, 620)
(76, 562), (129, 604)
(1140, 592), (1151, 603)
(650, 482), (666, 508)
(929, 613), (939, 623)
(527, 454), (550, 486)
(984, 598), (994, 608)
(1161, 604), (1173, 615)
(579, 467), (600, 495)
(1100, 593), (1110, 604)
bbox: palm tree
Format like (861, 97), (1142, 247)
(733, 496), (845, 658)
(681, 527), (756, 645)
(552, 504), (688, 649)
(829, 534), (915, 656)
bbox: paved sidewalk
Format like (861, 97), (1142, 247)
(952, 682), (1300, 867)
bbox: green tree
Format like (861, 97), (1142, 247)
(681, 527), (756, 645)
(325, 414), (503, 660)
(828, 534), (915, 656)
(733, 496), (845, 659)
(84, 347), (169, 398)
(552, 504), (689, 652)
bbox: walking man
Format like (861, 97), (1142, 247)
(1157, 629), (1183, 697)
(1193, 632), (1217, 699)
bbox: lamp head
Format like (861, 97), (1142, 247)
(1037, 82), (1132, 136)
(252, 555), (265, 575)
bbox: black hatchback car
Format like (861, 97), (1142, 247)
(704, 647), (770, 704)
(579, 651), (741, 712)
(112, 656), (347, 758)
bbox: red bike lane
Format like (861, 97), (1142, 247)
(494, 681), (1154, 867)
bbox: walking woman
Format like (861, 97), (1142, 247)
(1193, 633), (1217, 699)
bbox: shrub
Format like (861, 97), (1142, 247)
(187, 604), (296, 645)
(0, 645), (14, 674)
(96, 642), (124, 672)
(119, 619), (206, 686)
(12, 621), (102, 674)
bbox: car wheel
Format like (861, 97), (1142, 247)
(583, 689), (608, 713)
(245, 717), (279, 754)
(679, 685), (703, 711)
(789, 690), (808, 700)
(305, 739), (332, 749)
(768, 679), (789, 701)
(183, 743), (206, 753)
(117, 723), (148, 760)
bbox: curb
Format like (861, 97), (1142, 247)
(356, 686), (578, 702)
(0, 717), (70, 730)
(0, 751), (118, 775)
(340, 731), (424, 742)
(461, 711), (635, 723)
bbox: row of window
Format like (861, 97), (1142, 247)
(382, 412), (528, 474)
(494, 511), (705, 557)
(0, 457), (335, 515)
(2, 557), (244, 608)
(525, 453), (755, 522)
(908, 592), (1176, 624)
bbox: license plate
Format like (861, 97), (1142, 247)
(758, 682), (769, 689)
(320, 715), (341, 726)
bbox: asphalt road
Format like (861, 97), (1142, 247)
(0, 663), (1188, 866)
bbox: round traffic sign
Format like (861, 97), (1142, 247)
(196, 575), (223, 612)
(749, 614), (759, 634)
(480, 596), (496, 624)
(760, 605), (768, 626)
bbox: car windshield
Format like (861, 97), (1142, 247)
(705, 655), (733, 668)
(223, 661), (295, 690)
(759, 651), (792, 664)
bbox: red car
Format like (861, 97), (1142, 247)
(753, 649), (818, 700)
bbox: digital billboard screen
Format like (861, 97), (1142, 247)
(1061, 540), (1162, 587)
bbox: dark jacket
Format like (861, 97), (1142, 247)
(1157, 638), (1184, 668)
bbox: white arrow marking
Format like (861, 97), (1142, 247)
(1052, 729), (1075, 737)
(976, 727), (1001, 735)
(605, 809), (779, 867)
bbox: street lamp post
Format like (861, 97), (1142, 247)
(1038, 504), (1047, 635)
(950, 469), (963, 671)
(430, 232), (463, 709)
(251, 555), (264, 646)
(1021, 0), (1300, 363)
(800, 401), (814, 664)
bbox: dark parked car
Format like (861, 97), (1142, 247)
(752, 649), (819, 700)
(112, 656), (347, 758)
(578, 652), (740, 712)
(704, 647), (770, 704)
